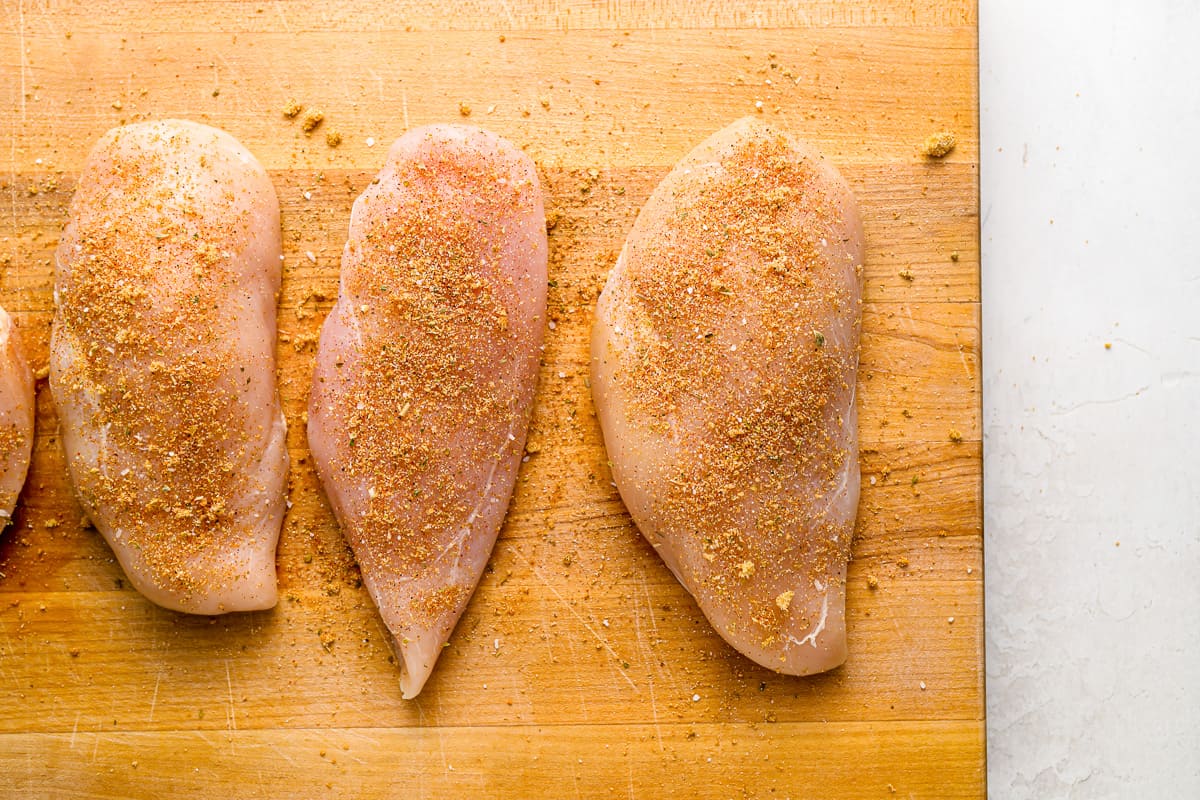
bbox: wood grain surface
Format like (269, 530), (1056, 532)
(0, 1), (983, 797)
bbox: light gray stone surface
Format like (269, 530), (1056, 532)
(981, 1), (1200, 795)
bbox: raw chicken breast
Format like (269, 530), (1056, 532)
(0, 308), (35, 525)
(307, 125), (547, 699)
(52, 120), (288, 614)
(591, 118), (864, 675)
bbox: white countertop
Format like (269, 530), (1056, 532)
(981, 1), (1200, 795)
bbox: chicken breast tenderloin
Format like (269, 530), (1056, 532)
(308, 125), (547, 699)
(52, 120), (288, 614)
(592, 118), (864, 675)
(0, 308), (35, 525)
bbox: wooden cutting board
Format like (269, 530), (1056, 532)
(0, 2), (983, 796)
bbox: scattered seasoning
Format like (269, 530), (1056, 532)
(775, 590), (794, 611)
(950, 251), (960, 262)
(921, 131), (956, 158)
(282, 99), (303, 118)
(325, 130), (343, 148)
(1104, 342), (1112, 350)
(898, 268), (915, 282)
(948, 429), (963, 443)
(866, 574), (879, 590)
(301, 110), (325, 133)
(458, 102), (472, 117)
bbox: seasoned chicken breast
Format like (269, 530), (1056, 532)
(52, 120), (288, 614)
(591, 118), (864, 675)
(0, 308), (35, 525)
(308, 125), (547, 698)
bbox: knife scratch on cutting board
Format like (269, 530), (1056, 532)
(225, 659), (237, 732)
(513, 549), (637, 690)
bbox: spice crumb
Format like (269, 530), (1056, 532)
(282, 99), (303, 118)
(325, 130), (342, 148)
(1104, 342), (1112, 350)
(775, 590), (794, 611)
(301, 110), (325, 133)
(950, 250), (960, 262)
(921, 131), (956, 158)
(948, 429), (963, 443)
(898, 268), (915, 282)
(866, 574), (879, 590)
(458, 102), (472, 117)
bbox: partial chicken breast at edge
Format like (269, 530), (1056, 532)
(0, 308), (35, 526)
